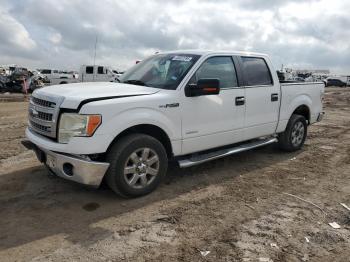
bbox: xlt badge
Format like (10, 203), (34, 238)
(159, 103), (179, 108)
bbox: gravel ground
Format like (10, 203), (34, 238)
(0, 88), (349, 262)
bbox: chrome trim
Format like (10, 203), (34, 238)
(28, 93), (64, 138)
(29, 116), (52, 126)
(178, 137), (278, 168)
(39, 147), (109, 187)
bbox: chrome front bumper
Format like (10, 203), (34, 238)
(22, 140), (109, 187)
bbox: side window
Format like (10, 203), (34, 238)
(189, 56), (238, 88)
(86, 66), (94, 74)
(41, 69), (51, 74)
(97, 66), (104, 74)
(241, 57), (273, 86)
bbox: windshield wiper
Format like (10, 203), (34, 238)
(123, 79), (148, 87)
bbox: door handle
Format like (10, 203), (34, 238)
(271, 93), (279, 102)
(235, 96), (245, 106)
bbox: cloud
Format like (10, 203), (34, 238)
(49, 33), (62, 44)
(0, 0), (349, 74)
(0, 9), (36, 53)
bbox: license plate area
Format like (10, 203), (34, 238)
(46, 154), (56, 169)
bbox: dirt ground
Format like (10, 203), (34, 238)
(0, 88), (349, 262)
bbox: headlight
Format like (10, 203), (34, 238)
(58, 113), (102, 143)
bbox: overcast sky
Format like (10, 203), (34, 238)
(0, 0), (349, 74)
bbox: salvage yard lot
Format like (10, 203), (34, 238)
(0, 88), (349, 261)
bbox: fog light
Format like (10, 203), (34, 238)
(63, 163), (74, 176)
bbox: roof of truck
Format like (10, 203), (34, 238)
(160, 50), (268, 57)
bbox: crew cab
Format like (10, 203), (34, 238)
(23, 51), (324, 197)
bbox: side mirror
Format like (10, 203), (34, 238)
(186, 78), (220, 97)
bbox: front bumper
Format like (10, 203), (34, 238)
(22, 140), (109, 187)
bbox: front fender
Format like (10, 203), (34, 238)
(96, 107), (181, 142)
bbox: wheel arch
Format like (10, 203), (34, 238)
(107, 124), (173, 158)
(291, 104), (310, 124)
(276, 97), (312, 133)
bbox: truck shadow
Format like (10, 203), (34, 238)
(0, 144), (303, 251)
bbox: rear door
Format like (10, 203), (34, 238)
(181, 56), (246, 154)
(239, 56), (280, 140)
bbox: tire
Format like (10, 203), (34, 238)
(278, 114), (307, 152)
(105, 134), (168, 197)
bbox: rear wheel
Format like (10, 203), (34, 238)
(105, 134), (168, 197)
(278, 114), (307, 152)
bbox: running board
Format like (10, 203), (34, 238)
(178, 137), (278, 168)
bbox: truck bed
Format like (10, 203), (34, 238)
(277, 81), (324, 133)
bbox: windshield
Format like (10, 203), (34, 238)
(119, 54), (200, 90)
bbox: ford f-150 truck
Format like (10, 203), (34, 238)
(23, 51), (324, 197)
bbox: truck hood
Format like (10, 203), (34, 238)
(35, 82), (160, 109)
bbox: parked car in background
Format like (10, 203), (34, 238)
(326, 78), (347, 87)
(41, 65), (121, 85)
(79, 65), (120, 82)
(38, 69), (60, 80)
(23, 50), (324, 197)
(292, 77), (305, 82)
(38, 69), (75, 85)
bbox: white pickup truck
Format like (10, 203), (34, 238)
(23, 51), (324, 197)
(44, 65), (121, 86)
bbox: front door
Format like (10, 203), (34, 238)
(181, 56), (245, 155)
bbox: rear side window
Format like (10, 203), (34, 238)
(241, 57), (273, 86)
(97, 66), (104, 74)
(41, 69), (51, 74)
(190, 56), (238, 88)
(86, 66), (94, 74)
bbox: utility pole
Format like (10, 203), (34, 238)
(93, 35), (98, 81)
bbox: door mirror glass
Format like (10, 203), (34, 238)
(186, 78), (220, 97)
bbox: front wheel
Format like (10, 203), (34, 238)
(105, 134), (168, 197)
(278, 114), (307, 152)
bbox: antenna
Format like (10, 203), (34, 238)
(93, 35), (98, 81)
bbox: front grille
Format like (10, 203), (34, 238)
(29, 120), (51, 132)
(28, 94), (63, 138)
(31, 96), (56, 108)
(30, 110), (53, 122)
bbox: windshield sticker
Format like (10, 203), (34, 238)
(172, 56), (193, 62)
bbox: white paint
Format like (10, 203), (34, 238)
(28, 50), (324, 162)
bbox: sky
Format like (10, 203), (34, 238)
(0, 0), (349, 74)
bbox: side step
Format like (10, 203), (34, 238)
(178, 137), (278, 168)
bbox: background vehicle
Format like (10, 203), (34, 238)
(79, 65), (120, 82)
(38, 69), (60, 80)
(41, 65), (121, 85)
(39, 69), (76, 85)
(326, 78), (347, 87)
(23, 51), (324, 198)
